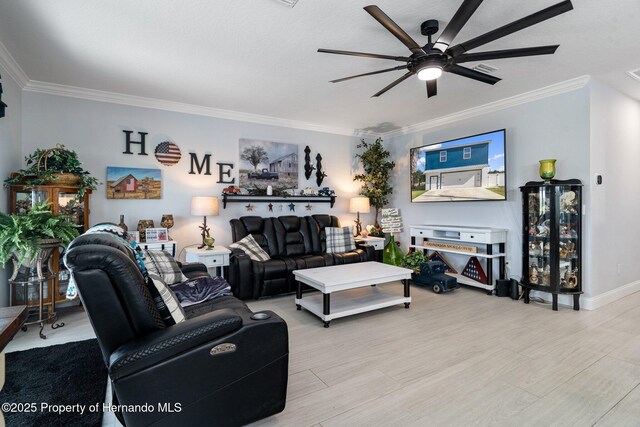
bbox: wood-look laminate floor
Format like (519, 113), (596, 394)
(8, 285), (640, 426)
(247, 285), (640, 427)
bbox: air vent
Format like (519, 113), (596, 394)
(276, 0), (299, 7)
(625, 68), (640, 83)
(472, 63), (498, 74)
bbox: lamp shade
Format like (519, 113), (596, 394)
(349, 196), (371, 214)
(191, 196), (219, 216)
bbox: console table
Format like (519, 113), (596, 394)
(410, 225), (507, 294)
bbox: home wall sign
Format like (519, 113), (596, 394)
(122, 130), (235, 183)
(0, 73), (7, 118)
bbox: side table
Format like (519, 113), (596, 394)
(185, 246), (231, 278)
(0, 306), (28, 424)
(355, 236), (385, 263)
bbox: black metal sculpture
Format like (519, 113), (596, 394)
(315, 153), (327, 187)
(304, 146), (315, 180)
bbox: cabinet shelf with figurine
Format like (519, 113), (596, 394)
(8, 184), (91, 309)
(520, 179), (582, 311)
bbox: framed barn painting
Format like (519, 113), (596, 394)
(106, 167), (162, 199)
(239, 139), (298, 190)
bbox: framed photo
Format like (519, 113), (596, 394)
(239, 138), (299, 190)
(106, 167), (162, 199)
(144, 227), (169, 243)
(128, 231), (140, 243)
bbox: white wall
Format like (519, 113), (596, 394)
(588, 80), (640, 299)
(384, 88), (592, 295)
(0, 63), (22, 306)
(20, 92), (365, 260)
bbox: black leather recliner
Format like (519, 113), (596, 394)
(63, 233), (289, 427)
(228, 214), (375, 300)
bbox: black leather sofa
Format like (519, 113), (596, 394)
(64, 232), (288, 427)
(228, 214), (375, 300)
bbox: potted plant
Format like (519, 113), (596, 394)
(354, 137), (395, 230)
(0, 202), (80, 266)
(401, 251), (429, 275)
(4, 144), (100, 199)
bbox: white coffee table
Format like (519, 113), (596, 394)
(293, 261), (413, 328)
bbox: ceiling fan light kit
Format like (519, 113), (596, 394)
(318, 0), (574, 99)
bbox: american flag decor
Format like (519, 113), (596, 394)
(154, 141), (182, 166)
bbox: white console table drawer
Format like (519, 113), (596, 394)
(184, 246), (231, 278)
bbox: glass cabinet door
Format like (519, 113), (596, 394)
(57, 190), (86, 230)
(527, 187), (552, 288)
(557, 186), (580, 290)
(13, 188), (50, 213)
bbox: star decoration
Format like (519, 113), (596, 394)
(305, 203), (312, 211)
(278, 204), (284, 211)
(288, 203), (295, 212)
(268, 203), (274, 212)
(245, 203), (254, 212)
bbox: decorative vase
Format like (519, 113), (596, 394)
(539, 159), (556, 180)
(383, 234), (401, 266)
(118, 214), (128, 232)
(160, 214), (174, 229)
(204, 236), (215, 250)
(137, 219), (154, 242)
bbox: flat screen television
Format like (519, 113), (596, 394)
(410, 129), (506, 203)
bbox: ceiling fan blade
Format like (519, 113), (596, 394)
(453, 45), (559, 63)
(426, 79), (437, 98)
(364, 5), (425, 55)
(446, 64), (501, 85)
(330, 65), (409, 83)
(372, 71), (415, 97)
(433, 0), (485, 53)
(447, 0), (573, 57)
(318, 48), (411, 62)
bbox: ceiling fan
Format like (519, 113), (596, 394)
(318, 0), (574, 98)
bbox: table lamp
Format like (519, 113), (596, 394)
(191, 196), (219, 249)
(349, 196), (370, 237)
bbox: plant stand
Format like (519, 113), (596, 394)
(8, 241), (65, 339)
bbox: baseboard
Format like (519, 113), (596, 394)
(582, 280), (640, 310)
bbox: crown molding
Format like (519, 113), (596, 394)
(0, 40), (29, 88)
(23, 80), (358, 137)
(380, 75), (591, 138)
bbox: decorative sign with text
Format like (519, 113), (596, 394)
(421, 241), (477, 254)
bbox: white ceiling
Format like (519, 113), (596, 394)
(0, 0), (639, 133)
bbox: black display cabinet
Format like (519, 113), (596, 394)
(520, 179), (583, 310)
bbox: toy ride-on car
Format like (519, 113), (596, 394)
(411, 261), (459, 294)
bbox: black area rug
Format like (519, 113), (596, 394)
(0, 339), (108, 427)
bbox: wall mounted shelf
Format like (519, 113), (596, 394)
(222, 194), (336, 209)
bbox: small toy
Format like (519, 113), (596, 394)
(223, 186), (241, 194)
(410, 261), (459, 294)
(318, 187), (335, 196)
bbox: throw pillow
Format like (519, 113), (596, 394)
(147, 273), (186, 325)
(143, 249), (187, 285)
(229, 234), (270, 262)
(325, 226), (356, 254)
(170, 276), (232, 307)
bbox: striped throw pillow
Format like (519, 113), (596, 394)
(147, 273), (186, 325)
(229, 234), (271, 262)
(325, 226), (356, 254)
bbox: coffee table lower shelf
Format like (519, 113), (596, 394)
(295, 286), (410, 328)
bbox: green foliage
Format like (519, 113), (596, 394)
(240, 146), (269, 170)
(0, 203), (80, 265)
(353, 137), (395, 226)
(3, 145), (100, 199)
(401, 251), (429, 274)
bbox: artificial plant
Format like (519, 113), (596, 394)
(353, 137), (395, 228)
(4, 144), (100, 199)
(0, 202), (79, 265)
(401, 251), (429, 274)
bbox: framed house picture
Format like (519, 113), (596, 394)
(128, 231), (140, 243)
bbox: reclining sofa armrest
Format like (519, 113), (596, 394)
(356, 242), (376, 260)
(109, 308), (242, 380)
(180, 262), (209, 278)
(228, 248), (255, 299)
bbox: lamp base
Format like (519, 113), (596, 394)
(354, 213), (363, 237)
